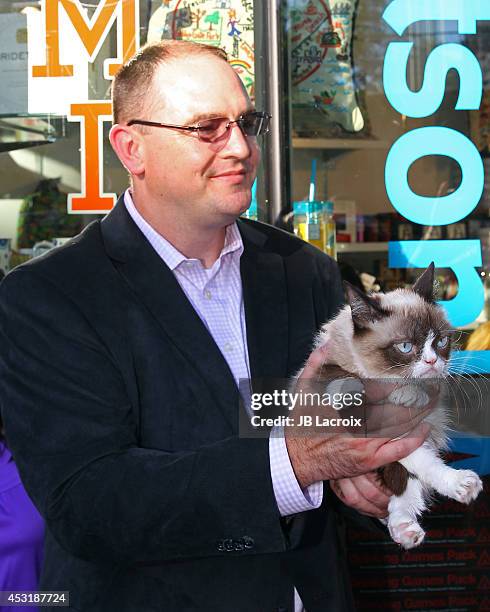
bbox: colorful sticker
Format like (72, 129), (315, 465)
(290, 0), (364, 132)
(147, 0), (255, 100)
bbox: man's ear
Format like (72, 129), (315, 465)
(412, 262), (435, 302)
(109, 124), (145, 177)
(344, 281), (386, 329)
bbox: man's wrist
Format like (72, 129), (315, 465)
(285, 436), (312, 489)
(270, 429), (324, 516)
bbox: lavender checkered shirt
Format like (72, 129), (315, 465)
(124, 191), (322, 609)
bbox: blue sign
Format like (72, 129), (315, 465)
(383, 0), (489, 370)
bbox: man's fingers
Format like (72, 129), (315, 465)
(365, 396), (437, 439)
(372, 422), (430, 467)
(362, 379), (399, 402)
(349, 473), (391, 513)
(363, 471), (394, 501)
(365, 412), (429, 440)
(363, 379), (441, 407)
(330, 477), (389, 518)
(299, 343), (329, 380)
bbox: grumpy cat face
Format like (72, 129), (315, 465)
(343, 263), (451, 379)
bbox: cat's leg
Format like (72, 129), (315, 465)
(401, 444), (482, 505)
(387, 476), (427, 549)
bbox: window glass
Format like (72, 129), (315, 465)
(286, 0), (490, 364)
(0, 0), (261, 276)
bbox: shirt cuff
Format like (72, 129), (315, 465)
(269, 425), (323, 517)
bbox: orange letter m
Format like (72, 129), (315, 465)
(32, 0), (138, 79)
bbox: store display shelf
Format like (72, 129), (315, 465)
(337, 241), (389, 253)
(292, 138), (391, 150)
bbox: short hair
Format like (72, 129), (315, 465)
(112, 41), (228, 125)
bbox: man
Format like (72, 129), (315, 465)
(0, 41), (429, 611)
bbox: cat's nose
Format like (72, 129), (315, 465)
(424, 356), (437, 365)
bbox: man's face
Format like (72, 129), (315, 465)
(136, 55), (260, 226)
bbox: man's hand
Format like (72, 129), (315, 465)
(330, 472), (392, 518)
(285, 343), (437, 489)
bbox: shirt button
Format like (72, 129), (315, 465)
(224, 342), (234, 352)
(204, 289), (212, 300)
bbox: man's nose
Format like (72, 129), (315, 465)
(222, 122), (252, 158)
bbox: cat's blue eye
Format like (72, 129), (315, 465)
(395, 341), (413, 353)
(437, 336), (448, 348)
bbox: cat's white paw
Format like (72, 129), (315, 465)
(389, 519), (425, 549)
(448, 470), (483, 504)
(388, 384), (429, 408)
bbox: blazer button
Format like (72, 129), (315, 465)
(243, 536), (255, 549)
(216, 539), (234, 552)
(216, 540), (225, 552)
(224, 539), (235, 552)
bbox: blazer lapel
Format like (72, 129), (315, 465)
(101, 198), (239, 432)
(238, 220), (289, 385)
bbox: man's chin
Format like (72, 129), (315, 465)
(216, 192), (252, 219)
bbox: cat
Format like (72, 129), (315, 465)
(311, 262), (483, 549)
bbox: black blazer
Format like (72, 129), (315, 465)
(0, 197), (352, 612)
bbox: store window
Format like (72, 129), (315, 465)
(282, 2), (490, 608)
(0, 0), (127, 270)
(285, 0), (490, 371)
(0, 0), (489, 365)
(0, 0), (260, 270)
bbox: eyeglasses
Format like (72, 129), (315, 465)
(126, 110), (271, 143)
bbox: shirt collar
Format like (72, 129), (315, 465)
(123, 189), (243, 271)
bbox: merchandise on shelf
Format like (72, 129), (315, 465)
(290, 0), (365, 134)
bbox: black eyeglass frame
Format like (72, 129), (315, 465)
(126, 111), (271, 142)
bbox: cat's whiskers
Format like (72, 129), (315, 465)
(378, 363), (407, 376)
(444, 370), (485, 434)
(455, 371), (485, 412)
(448, 356), (490, 397)
(450, 354), (490, 367)
(448, 371), (479, 430)
(444, 371), (463, 427)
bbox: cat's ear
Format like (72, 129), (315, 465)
(412, 262), (435, 302)
(344, 282), (386, 328)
